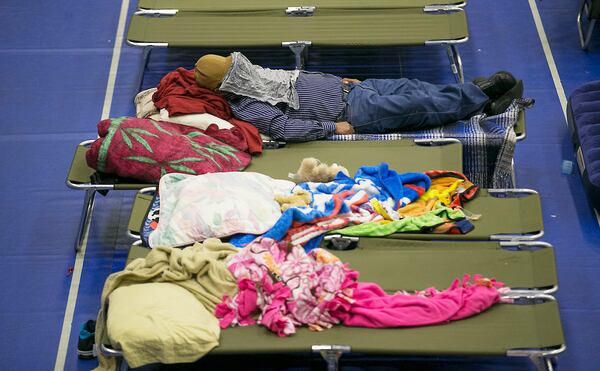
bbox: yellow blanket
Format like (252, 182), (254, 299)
(94, 239), (238, 370)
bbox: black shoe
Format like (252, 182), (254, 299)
(473, 71), (517, 99)
(486, 79), (524, 116)
(77, 320), (97, 360)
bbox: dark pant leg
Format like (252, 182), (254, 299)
(346, 78), (489, 134)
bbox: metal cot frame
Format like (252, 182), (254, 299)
(67, 138), (460, 252)
(98, 289), (565, 371)
(125, 187), (545, 243)
(128, 2), (468, 93)
(66, 140), (155, 252)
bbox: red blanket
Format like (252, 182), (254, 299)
(153, 68), (263, 154)
(86, 117), (252, 183)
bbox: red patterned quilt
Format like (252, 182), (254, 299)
(86, 117), (251, 182)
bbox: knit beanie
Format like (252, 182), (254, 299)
(194, 54), (233, 90)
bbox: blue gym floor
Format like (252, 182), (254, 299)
(1, 0), (600, 369)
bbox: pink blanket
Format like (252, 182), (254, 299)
(333, 277), (504, 328)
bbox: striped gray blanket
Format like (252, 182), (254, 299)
(327, 99), (533, 188)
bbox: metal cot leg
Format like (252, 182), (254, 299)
(74, 189), (96, 252)
(511, 158), (517, 188)
(116, 356), (129, 371)
(312, 345), (351, 371)
(283, 41), (312, 69)
(530, 356), (556, 371)
(136, 46), (153, 93)
(445, 44), (464, 83)
(578, 0), (598, 50)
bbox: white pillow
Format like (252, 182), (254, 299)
(149, 172), (295, 247)
(107, 282), (220, 368)
(159, 109), (234, 130)
(134, 88), (159, 118)
(260, 133), (273, 141)
(134, 88), (234, 131)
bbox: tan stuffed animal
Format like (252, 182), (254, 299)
(289, 157), (349, 183)
(275, 189), (313, 211)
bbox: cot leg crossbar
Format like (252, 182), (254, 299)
(74, 189), (97, 252)
(312, 345), (351, 371)
(282, 41), (312, 69)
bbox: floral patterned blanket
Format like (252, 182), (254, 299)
(86, 117), (251, 182)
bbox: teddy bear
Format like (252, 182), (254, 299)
(275, 189), (313, 211)
(288, 157), (349, 183)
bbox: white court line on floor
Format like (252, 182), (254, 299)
(527, 0), (600, 226)
(53, 0), (131, 370)
(528, 0), (568, 120)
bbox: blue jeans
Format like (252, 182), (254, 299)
(345, 78), (489, 134)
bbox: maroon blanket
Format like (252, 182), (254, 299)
(86, 117), (252, 182)
(153, 68), (263, 155)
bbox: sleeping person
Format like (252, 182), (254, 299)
(193, 52), (523, 142)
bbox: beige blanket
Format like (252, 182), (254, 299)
(94, 239), (239, 370)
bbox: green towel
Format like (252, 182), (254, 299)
(334, 207), (466, 236)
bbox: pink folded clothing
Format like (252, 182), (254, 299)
(216, 238), (356, 336)
(86, 116), (251, 182)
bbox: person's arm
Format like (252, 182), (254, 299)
(342, 78), (361, 85)
(229, 96), (339, 142)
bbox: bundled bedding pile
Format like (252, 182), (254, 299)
(142, 164), (479, 249)
(85, 68), (264, 183)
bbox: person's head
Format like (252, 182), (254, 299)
(194, 54), (233, 91)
